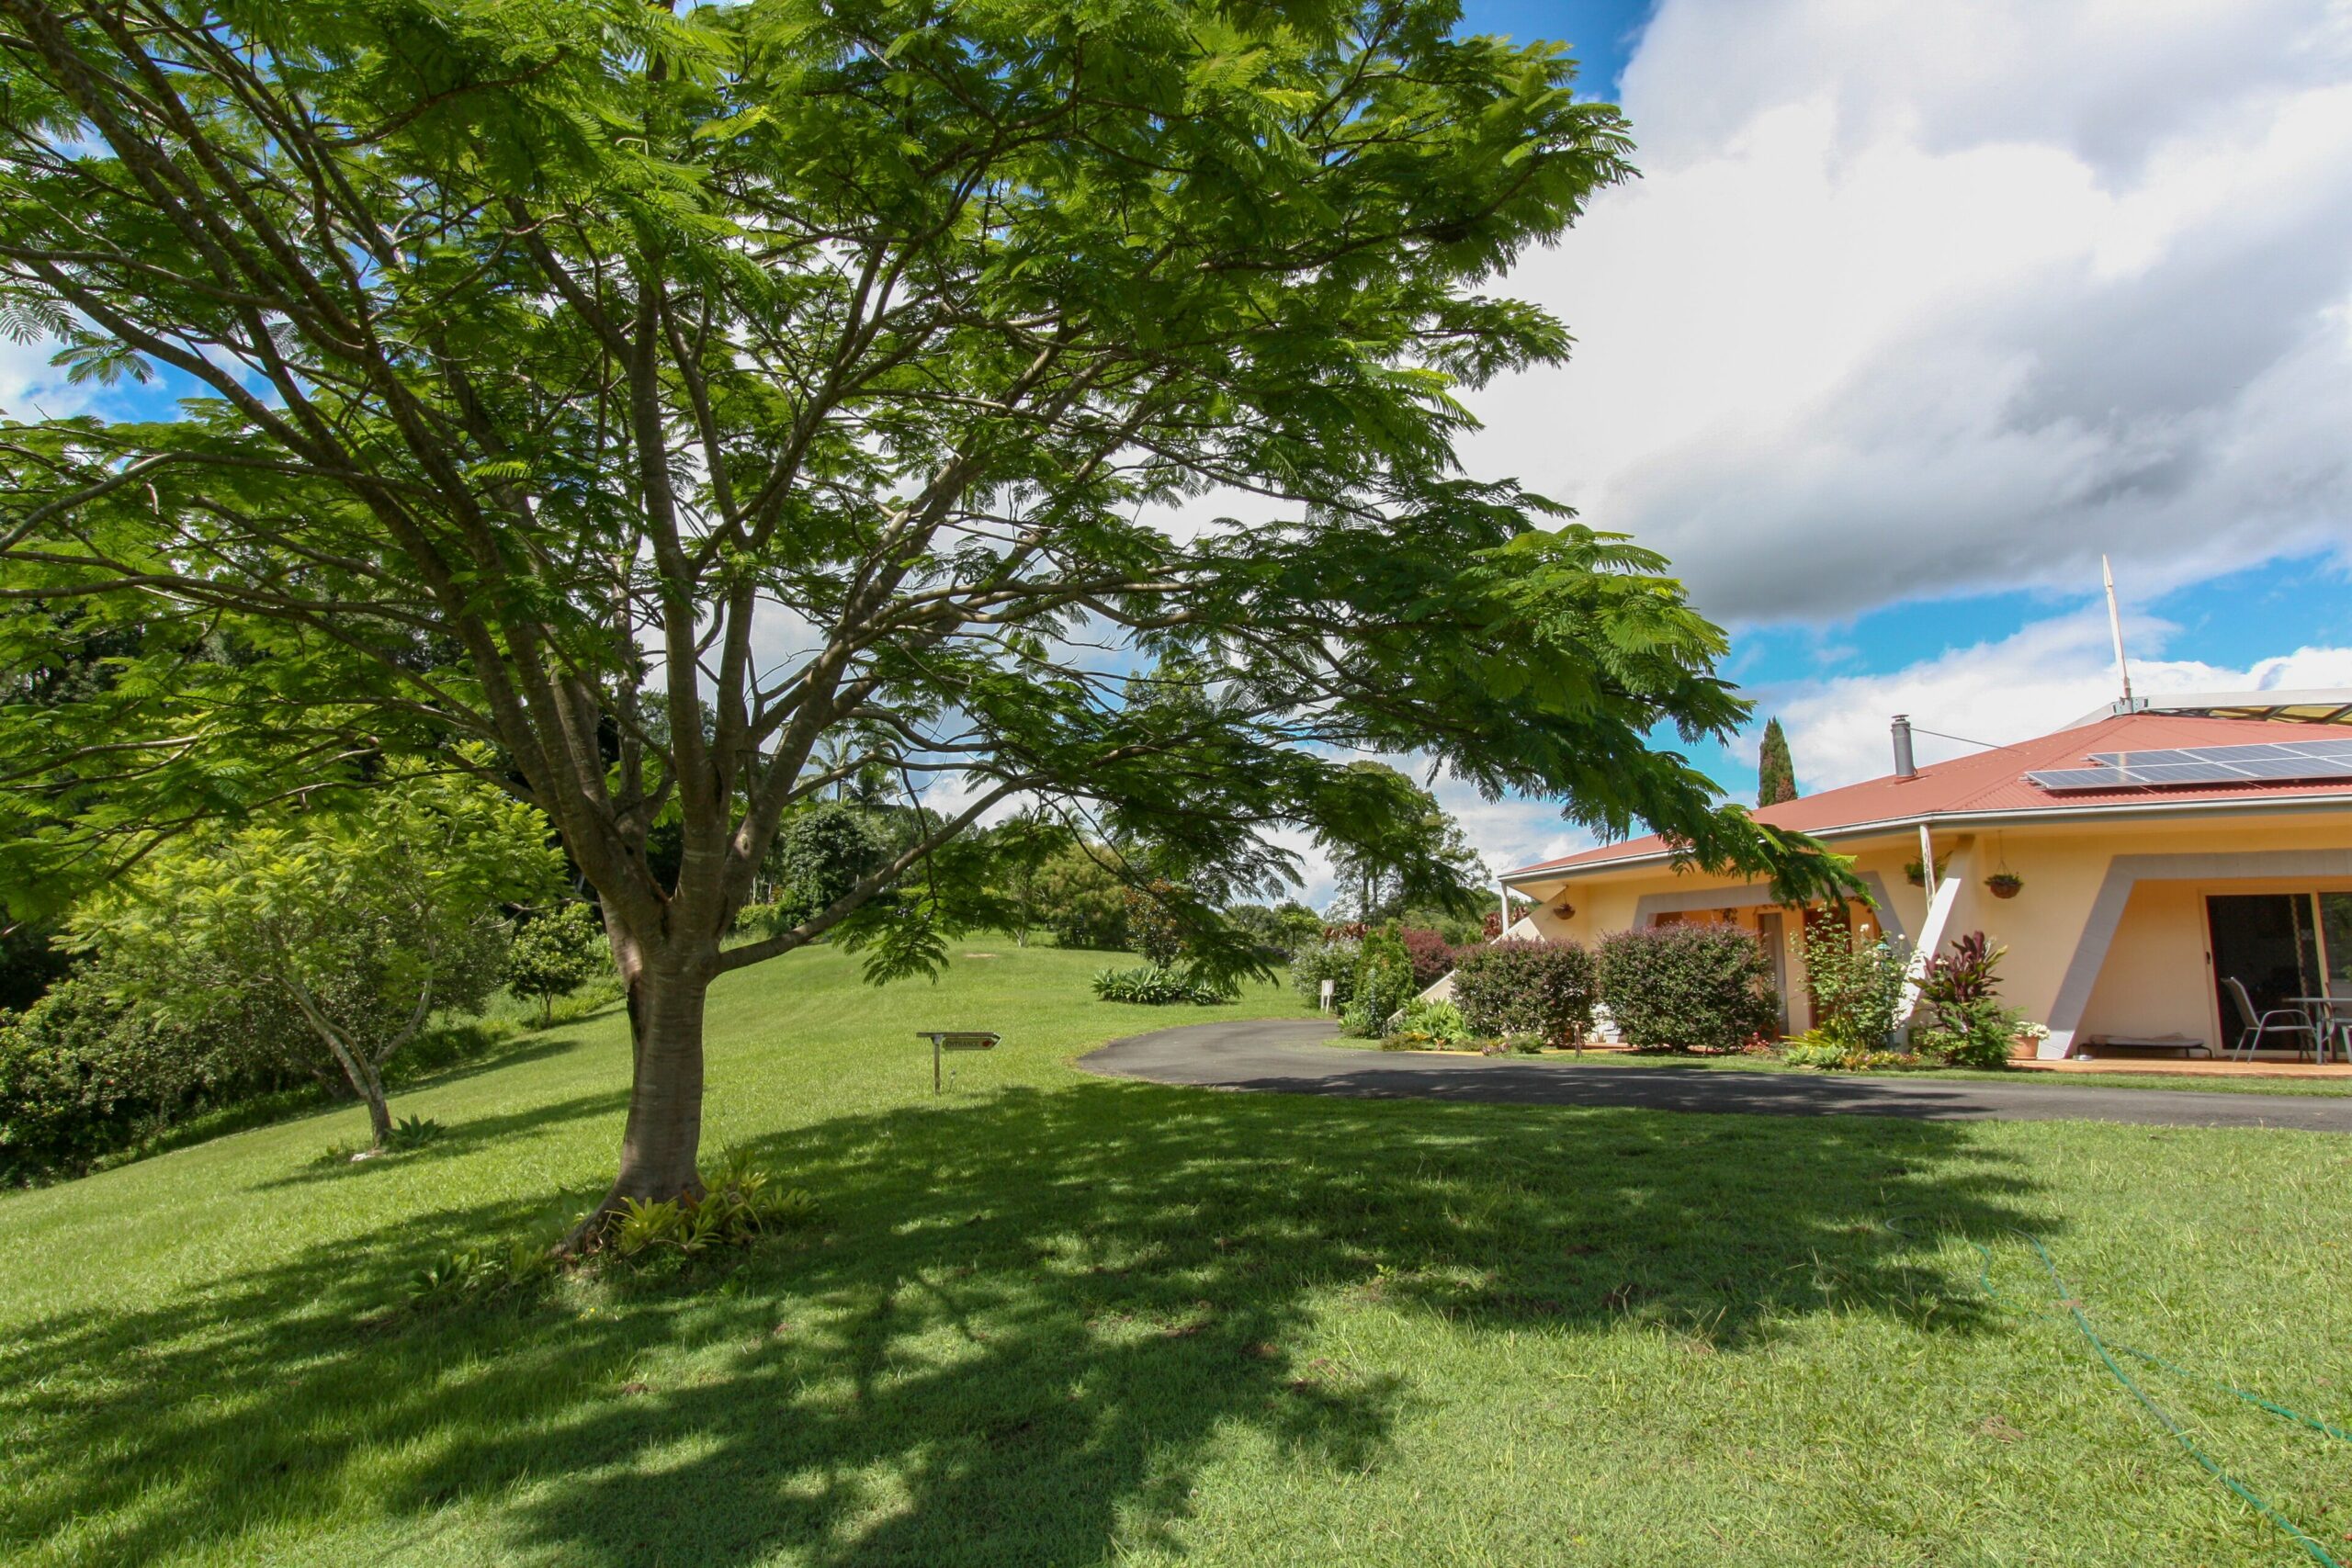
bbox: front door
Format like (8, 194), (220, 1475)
(2207, 894), (2321, 1040)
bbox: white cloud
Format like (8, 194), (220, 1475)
(1754, 609), (2352, 792)
(1468, 0), (2352, 624)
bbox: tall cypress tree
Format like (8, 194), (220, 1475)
(1758, 719), (1799, 807)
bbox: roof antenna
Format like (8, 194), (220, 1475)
(2102, 554), (2136, 712)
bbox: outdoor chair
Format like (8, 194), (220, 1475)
(2222, 976), (2320, 1062)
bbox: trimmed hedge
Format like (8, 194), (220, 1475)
(1596, 925), (1778, 1053)
(1448, 940), (1597, 1043)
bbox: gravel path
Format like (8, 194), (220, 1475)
(1077, 1018), (2352, 1132)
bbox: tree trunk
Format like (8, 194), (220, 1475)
(571, 957), (711, 1244)
(356, 1067), (393, 1149)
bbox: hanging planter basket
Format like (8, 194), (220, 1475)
(1984, 873), (2024, 900)
(1905, 855), (1950, 887)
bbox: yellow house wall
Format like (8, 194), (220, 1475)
(1513, 806), (2352, 1048)
(2079, 882), (2219, 1048)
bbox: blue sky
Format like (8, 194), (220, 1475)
(1408, 0), (2352, 883)
(1459, 0), (1654, 95)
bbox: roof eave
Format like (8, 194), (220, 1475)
(1500, 789), (2352, 886)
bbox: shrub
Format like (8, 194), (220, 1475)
(1091, 964), (1234, 1006)
(1340, 925), (1417, 1038)
(1397, 926), (1459, 988)
(1916, 931), (2024, 1067)
(1803, 926), (1913, 1055)
(1290, 936), (1362, 1010)
(1380, 997), (1468, 1050)
(1449, 940), (1598, 1043)
(0, 964), (304, 1184)
(1596, 926), (1777, 1053)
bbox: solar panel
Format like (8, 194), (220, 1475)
(2026, 735), (2352, 793)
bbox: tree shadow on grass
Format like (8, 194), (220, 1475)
(257, 1089), (635, 1187)
(2, 1079), (2048, 1567)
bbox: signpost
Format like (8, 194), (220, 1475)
(916, 1030), (1000, 1094)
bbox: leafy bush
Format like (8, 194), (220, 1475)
(1290, 937), (1362, 1010)
(1449, 940), (1597, 1043)
(0, 964), (305, 1184)
(1596, 925), (1777, 1053)
(1915, 931), (2024, 1068)
(1339, 925), (1417, 1038)
(1397, 926), (1459, 988)
(504, 902), (609, 1024)
(1380, 997), (1468, 1050)
(1091, 965), (1234, 1006)
(1803, 926), (1913, 1055)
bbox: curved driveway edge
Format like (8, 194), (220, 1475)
(1077, 1018), (2352, 1133)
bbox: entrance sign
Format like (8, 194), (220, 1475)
(917, 1031), (1000, 1094)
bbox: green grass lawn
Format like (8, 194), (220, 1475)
(6, 941), (2351, 1567)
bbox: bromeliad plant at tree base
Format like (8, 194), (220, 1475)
(0, 0), (1860, 1240)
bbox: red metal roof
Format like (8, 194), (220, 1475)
(1507, 713), (2352, 880)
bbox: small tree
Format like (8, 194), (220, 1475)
(1758, 718), (1799, 807)
(1037, 845), (1132, 952)
(1124, 882), (1189, 967)
(505, 904), (610, 1027)
(1290, 936), (1363, 1012)
(73, 765), (560, 1148)
(989, 812), (1071, 949)
(761, 803), (890, 931)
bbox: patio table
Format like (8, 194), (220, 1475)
(2289, 998), (2352, 1065)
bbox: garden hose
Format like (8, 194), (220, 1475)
(1891, 1219), (2351, 1567)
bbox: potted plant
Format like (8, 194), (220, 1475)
(1904, 854), (1950, 887)
(1984, 872), (2023, 899)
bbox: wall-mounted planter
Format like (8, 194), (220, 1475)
(1984, 873), (2023, 900)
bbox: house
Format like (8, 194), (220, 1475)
(1498, 694), (2352, 1060)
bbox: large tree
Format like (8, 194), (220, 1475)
(0, 0), (1853, 1228)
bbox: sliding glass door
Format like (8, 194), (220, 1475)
(2207, 895), (2321, 1037)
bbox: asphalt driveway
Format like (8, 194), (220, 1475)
(1077, 1018), (2352, 1133)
